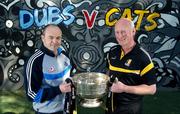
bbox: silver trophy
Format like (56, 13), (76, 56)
(72, 72), (109, 108)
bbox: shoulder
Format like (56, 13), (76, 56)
(31, 49), (44, 58)
(109, 45), (120, 53)
(140, 47), (152, 60)
(135, 46), (153, 64)
(61, 50), (69, 58)
(107, 45), (121, 60)
(26, 49), (44, 65)
(57, 47), (70, 58)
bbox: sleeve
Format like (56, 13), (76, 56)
(140, 53), (157, 85)
(38, 86), (61, 102)
(106, 45), (119, 71)
(25, 53), (62, 103)
(24, 53), (44, 101)
(106, 46), (116, 69)
(106, 50), (110, 69)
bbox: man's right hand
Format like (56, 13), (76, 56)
(59, 83), (71, 93)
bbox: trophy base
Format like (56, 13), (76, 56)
(80, 98), (102, 108)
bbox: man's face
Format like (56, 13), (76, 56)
(41, 26), (62, 53)
(115, 21), (135, 47)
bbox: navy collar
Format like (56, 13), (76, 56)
(40, 44), (62, 57)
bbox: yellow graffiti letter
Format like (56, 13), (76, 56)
(121, 8), (132, 20)
(105, 8), (120, 26)
(145, 13), (160, 31)
(134, 10), (149, 30)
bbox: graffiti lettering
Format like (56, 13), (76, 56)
(82, 10), (98, 29)
(19, 6), (160, 31)
(19, 5), (75, 29)
(105, 7), (120, 26)
(145, 12), (160, 31)
(105, 8), (160, 31)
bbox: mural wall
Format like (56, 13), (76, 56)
(0, 0), (179, 90)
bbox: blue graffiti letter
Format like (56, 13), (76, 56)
(19, 10), (34, 29)
(62, 5), (75, 25)
(48, 6), (63, 25)
(34, 8), (48, 27)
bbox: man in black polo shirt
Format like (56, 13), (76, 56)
(106, 18), (157, 114)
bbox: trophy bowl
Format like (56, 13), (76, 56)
(72, 72), (109, 108)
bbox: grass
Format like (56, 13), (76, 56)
(0, 89), (33, 114)
(0, 88), (180, 114)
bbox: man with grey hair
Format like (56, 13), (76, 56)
(106, 18), (157, 114)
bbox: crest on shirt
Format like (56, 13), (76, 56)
(125, 59), (132, 67)
(48, 66), (56, 72)
(64, 61), (69, 66)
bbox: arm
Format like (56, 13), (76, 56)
(40, 53), (72, 102)
(39, 83), (71, 102)
(111, 60), (157, 95)
(25, 53), (44, 101)
(111, 81), (156, 95)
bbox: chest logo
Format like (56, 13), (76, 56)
(48, 66), (56, 72)
(125, 59), (132, 67)
(64, 62), (68, 66)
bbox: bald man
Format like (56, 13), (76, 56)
(106, 18), (157, 114)
(25, 24), (72, 114)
